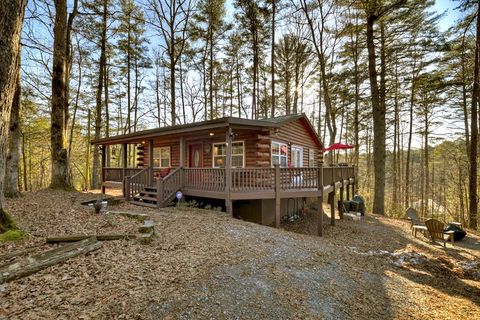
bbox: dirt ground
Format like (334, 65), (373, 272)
(1, 189), (479, 319)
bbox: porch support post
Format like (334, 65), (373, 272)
(329, 186), (335, 226)
(148, 140), (154, 185)
(101, 145), (106, 194)
(275, 164), (281, 228)
(225, 127), (233, 216)
(122, 143), (127, 197)
(179, 137), (185, 167)
(346, 180), (351, 200)
(317, 163), (324, 236)
(339, 182), (344, 220)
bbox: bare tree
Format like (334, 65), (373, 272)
(50, 0), (78, 189)
(150, 0), (194, 125)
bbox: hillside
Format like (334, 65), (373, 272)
(1, 190), (479, 319)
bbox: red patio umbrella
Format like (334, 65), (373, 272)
(323, 142), (354, 152)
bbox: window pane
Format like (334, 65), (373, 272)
(280, 156), (287, 167)
(232, 142), (243, 155)
(232, 155), (243, 167)
(161, 159), (169, 167)
(214, 155), (226, 167)
(271, 143), (279, 155)
(280, 144), (288, 156)
(272, 157), (279, 166)
(214, 144), (226, 156)
(161, 147), (170, 158)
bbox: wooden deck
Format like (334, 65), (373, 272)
(103, 166), (355, 204)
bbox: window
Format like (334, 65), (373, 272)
(213, 141), (244, 168)
(309, 149), (315, 167)
(153, 146), (171, 168)
(291, 145), (303, 168)
(271, 141), (288, 167)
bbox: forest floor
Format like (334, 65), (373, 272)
(1, 189), (479, 320)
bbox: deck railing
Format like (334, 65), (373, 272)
(125, 167), (153, 201)
(280, 168), (319, 190)
(120, 165), (355, 204)
(103, 167), (143, 183)
(159, 167), (183, 205)
(231, 168), (275, 192)
(183, 168), (225, 192)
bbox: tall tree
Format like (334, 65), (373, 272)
(191, 0), (227, 120)
(150, 0), (194, 125)
(86, 0), (111, 189)
(0, 0), (27, 231)
(50, 0), (78, 189)
(234, 0), (270, 119)
(362, 0), (405, 215)
(469, 0), (479, 229)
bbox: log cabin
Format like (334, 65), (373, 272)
(91, 114), (356, 232)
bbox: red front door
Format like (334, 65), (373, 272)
(189, 144), (203, 168)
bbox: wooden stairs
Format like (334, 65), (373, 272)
(126, 167), (183, 209)
(130, 186), (160, 208)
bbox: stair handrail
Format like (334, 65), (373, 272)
(157, 166), (183, 207)
(125, 166), (152, 201)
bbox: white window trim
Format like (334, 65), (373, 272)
(271, 141), (288, 168)
(291, 145), (303, 168)
(153, 146), (171, 168)
(212, 141), (245, 168)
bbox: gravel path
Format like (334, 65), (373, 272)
(1, 190), (479, 319)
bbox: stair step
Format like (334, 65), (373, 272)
(134, 195), (158, 202)
(130, 200), (159, 208)
(144, 186), (157, 192)
(140, 190), (158, 196)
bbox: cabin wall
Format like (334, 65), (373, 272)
(270, 118), (322, 167)
(130, 118), (323, 170)
(142, 140), (181, 168)
(186, 130), (270, 168)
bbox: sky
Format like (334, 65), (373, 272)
(434, 0), (463, 31)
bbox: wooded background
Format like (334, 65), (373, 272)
(1, 0), (479, 230)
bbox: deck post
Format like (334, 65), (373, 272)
(179, 137), (185, 167)
(346, 180), (351, 200)
(317, 163), (324, 236)
(125, 176), (131, 201)
(329, 186), (335, 226)
(339, 183), (344, 220)
(225, 128), (233, 216)
(157, 177), (164, 208)
(101, 145), (106, 194)
(275, 164), (281, 228)
(122, 143), (127, 196)
(148, 140), (154, 186)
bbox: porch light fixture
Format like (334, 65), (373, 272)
(209, 132), (214, 136)
(142, 141), (146, 144)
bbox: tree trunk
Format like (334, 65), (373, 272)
(0, 0), (27, 231)
(366, 15), (386, 215)
(51, 0), (76, 189)
(469, 4), (480, 230)
(270, 0), (276, 118)
(5, 68), (22, 198)
(209, 26), (214, 120)
(91, 3), (107, 189)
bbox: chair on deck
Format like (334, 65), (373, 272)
(425, 219), (455, 247)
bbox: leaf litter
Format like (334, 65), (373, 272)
(0, 189), (479, 319)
